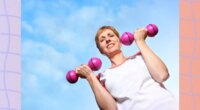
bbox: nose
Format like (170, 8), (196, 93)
(105, 37), (111, 44)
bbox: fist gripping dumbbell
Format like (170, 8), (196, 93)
(120, 24), (158, 45)
(66, 57), (102, 84)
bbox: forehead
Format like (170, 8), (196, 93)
(99, 29), (115, 38)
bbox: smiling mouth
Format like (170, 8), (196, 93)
(107, 43), (115, 48)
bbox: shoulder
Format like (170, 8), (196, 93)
(128, 51), (142, 59)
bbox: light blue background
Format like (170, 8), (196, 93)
(22, 0), (179, 109)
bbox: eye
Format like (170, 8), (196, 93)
(110, 34), (114, 37)
(100, 38), (105, 42)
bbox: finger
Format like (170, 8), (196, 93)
(75, 67), (81, 74)
(82, 64), (90, 69)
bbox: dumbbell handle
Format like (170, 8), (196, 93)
(120, 24), (158, 45)
(66, 57), (102, 84)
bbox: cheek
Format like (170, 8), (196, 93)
(99, 41), (106, 48)
(99, 42), (106, 51)
(114, 39), (121, 47)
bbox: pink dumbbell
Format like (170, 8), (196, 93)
(120, 24), (158, 45)
(66, 57), (102, 84)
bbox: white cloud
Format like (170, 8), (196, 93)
(22, 40), (79, 80)
(23, 73), (38, 89)
(22, 21), (33, 33)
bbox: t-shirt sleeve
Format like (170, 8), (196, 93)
(96, 73), (106, 89)
(96, 73), (101, 80)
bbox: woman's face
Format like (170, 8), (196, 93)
(98, 29), (121, 57)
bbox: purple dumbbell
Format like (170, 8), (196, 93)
(120, 24), (158, 45)
(66, 57), (102, 84)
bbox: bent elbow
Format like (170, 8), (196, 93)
(101, 106), (118, 110)
(162, 72), (170, 82)
(100, 101), (118, 110)
(156, 71), (170, 83)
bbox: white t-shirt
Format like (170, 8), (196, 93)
(99, 55), (177, 110)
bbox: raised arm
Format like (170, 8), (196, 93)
(134, 28), (169, 83)
(76, 65), (117, 110)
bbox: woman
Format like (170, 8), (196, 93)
(75, 26), (177, 110)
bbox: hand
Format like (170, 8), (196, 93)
(75, 64), (93, 79)
(134, 28), (148, 43)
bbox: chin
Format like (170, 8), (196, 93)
(107, 49), (121, 56)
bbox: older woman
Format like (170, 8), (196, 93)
(75, 26), (177, 110)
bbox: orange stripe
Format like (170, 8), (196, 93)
(180, 0), (200, 110)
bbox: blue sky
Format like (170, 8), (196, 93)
(22, 0), (179, 110)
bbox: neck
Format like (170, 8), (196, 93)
(108, 51), (126, 68)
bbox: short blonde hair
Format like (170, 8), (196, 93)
(95, 26), (119, 53)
